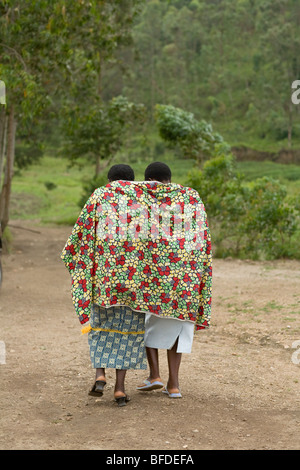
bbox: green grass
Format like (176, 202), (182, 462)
(11, 154), (93, 225)
(214, 120), (300, 153)
(10, 148), (300, 225)
(236, 160), (300, 182)
(11, 152), (197, 225)
(236, 161), (300, 198)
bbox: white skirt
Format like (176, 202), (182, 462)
(144, 314), (194, 353)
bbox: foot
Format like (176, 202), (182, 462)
(162, 385), (182, 398)
(95, 375), (106, 384)
(88, 379), (107, 397)
(136, 377), (164, 391)
(114, 390), (131, 407)
(166, 386), (180, 394)
(114, 390), (127, 399)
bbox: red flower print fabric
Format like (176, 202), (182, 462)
(61, 181), (212, 331)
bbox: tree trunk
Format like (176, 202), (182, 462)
(0, 105), (16, 231)
(0, 108), (7, 184)
(95, 154), (101, 176)
(287, 102), (293, 148)
(95, 153), (116, 177)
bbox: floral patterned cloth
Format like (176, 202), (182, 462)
(61, 180), (212, 332)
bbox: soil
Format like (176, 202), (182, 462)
(0, 222), (299, 451)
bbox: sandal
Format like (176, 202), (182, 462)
(136, 379), (164, 391)
(162, 387), (182, 398)
(114, 394), (131, 407)
(88, 380), (106, 397)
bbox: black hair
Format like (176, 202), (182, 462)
(107, 164), (135, 182)
(144, 161), (171, 182)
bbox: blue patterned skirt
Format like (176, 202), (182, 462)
(88, 304), (147, 370)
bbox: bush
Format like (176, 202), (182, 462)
(186, 154), (300, 259)
(78, 173), (108, 208)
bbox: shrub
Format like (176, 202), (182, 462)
(78, 173), (108, 208)
(187, 154), (300, 259)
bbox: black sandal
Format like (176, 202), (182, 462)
(114, 394), (131, 407)
(88, 380), (106, 397)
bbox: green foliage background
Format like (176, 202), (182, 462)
(119, 0), (300, 150)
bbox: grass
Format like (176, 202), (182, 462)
(11, 154), (93, 225)
(10, 147), (300, 226)
(214, 120), (300, 153)
(236, 160), (300, 185)
(221, 298), (299, 324)
(262, 301), (284, 312)
(11, 151), (197, 225)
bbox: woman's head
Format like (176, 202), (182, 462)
(144, 162), (171, 183)
(107, 164), (135, 182)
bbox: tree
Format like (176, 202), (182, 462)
(0, 0), (145, 231)
(155, 104), (230, 163)
(254, 0), (300, 146)
(187, 154), (299, 259)
(62, 95), (146, 176)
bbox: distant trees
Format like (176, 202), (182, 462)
(255, 0), (300, 147)
(122, 0), (300, 148)
(154, 100), (300, 259)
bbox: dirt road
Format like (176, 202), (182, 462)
(0, 222), (299, 450)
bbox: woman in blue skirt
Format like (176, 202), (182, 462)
(88, 304), (147, 406)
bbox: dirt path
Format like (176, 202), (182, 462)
(0, 222), (299, 450)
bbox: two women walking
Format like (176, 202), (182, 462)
(61, 162), (212, 406)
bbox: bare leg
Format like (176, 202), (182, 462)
(114, 369), (127, 398)
(137, 347), (162, 387)
(166, 339), (182, 393)
(88, 367), (106, 396)
(146, 347), (161, 381)
(95, 368), (106, 382)
(114, 369), (131, 406)
(137, 347), (163, 389)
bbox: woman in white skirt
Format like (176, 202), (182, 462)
(136, 163), (196, 398)
(136, 313), (194, 398)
